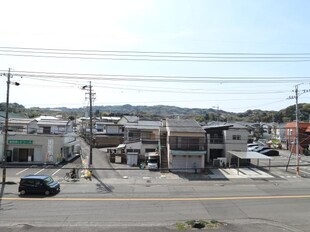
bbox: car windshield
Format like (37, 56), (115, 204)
(44, 176), (54, 185)
(148, 159), (157, 164)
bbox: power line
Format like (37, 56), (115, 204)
(2, 52), (310, 62)
(2, 70), (309, 84)
(2, 46), (310, 62)
(2, 46), (310, 56)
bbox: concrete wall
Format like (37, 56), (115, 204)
(224, 128), (248, 154)
(94, 135), (123, 148)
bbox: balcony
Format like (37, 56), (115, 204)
(209, 137), (224, 144)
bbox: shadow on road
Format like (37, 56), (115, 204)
(0, 182), (4, 209)
(92, 172), (114, 194)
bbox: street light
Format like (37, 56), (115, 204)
(2, 68), (20, 183)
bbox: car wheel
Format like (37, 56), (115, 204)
(44, 190), (50, 196)
(20, 190), (26, 195)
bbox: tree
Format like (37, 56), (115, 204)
(68, 116), (75, 121)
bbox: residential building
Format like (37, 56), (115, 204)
(203, 122), (249, 166)
(95, 116), (121, 133)
(123, 120), (161, 165)
(36, 118), (73, 134)
(0, 117), (77, 164)
(285, 122), (310, 155)
(165, 119), (206, 173)
(118, 115), (139, 125)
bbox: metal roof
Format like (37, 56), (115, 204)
(166, 119), (205, 133)
(8, 118), (37, 124)
(204, 122), (249, 129)
(37, 120), (69, 126)
(125, 120), (161, 130)
(228, 151), (273, 160)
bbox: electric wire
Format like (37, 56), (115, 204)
(2, 46), (310, 62)
(2, 70), (309, 84)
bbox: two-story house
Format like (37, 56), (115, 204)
(123, 120), (161, 166)
(0, 117), (77, 164)
(203, 122), (249, 166)
(95, 116), (122, 134)
(165, 119), (206, 173)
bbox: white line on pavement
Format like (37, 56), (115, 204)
(16, 168), (29, 175)
(52, 169), (62, 176)
(300, 169), (310, 175)
(34, 169), (45, 175)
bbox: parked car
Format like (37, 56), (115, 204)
(252, 146), (270, 152)
(248, 146), (260, 151)
(247, 143), (258, 147)
(147, 157), (159, 170)
(259, 149), (279, 156)
(18, 175), (60, 196)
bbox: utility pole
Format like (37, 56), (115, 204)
(2, 68), (20, 183)
(288, 84), (310, 176)
(295, 85), (300, 176)
(89, 81), (93, 166)
(82, 82), (95, 166)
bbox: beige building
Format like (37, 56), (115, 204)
(165, 119), (206, 173)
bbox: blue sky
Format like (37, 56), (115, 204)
(0, 0), (309, 113)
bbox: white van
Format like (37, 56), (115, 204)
(147, 157), (159, 170)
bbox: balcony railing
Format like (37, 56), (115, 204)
(169, 143), (206, 151)
(209, 137), (224, 144)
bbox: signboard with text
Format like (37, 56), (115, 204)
(8, 140), (33, 145)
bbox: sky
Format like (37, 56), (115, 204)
(0, 0), (310, 113)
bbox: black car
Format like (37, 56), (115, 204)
(259, 149), (280, 156)
(18, 175), (60, 196)
(252, 146), (270, 152)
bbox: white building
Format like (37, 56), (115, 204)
(203, 122), (249, 166)
(0, 117), (77, 164)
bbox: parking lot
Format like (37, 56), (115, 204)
(3, 147), (310, 184)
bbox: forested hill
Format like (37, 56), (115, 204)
(1, 103), (310, 123)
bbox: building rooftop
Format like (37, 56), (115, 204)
(125, 120), (162, 130)
(166, 119), (205, 133)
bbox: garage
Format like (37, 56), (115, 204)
(228, 151), (273, 175)
(127, 152), (138, 166)
(170, 150), (205, 173)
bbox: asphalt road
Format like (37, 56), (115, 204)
(1, 176), (310, 231)
(2, 139), (310, 231)
(78, 137), (122, 179)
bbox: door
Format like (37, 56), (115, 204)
(127, 154), (138, 166)
(172, 155), (187, 171)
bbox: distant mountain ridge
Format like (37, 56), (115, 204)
(44, 103), (310, 123)
(1, 103), (310, 123)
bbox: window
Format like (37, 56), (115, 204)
(43, 127), (51, 134)
(170, 136), (205, 150)
(288, 129), (293, 136)
(233, 135), (241, 140)
(12, 148), (34, 162)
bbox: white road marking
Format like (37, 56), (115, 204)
(16, 168), (29, 175)
(34, 169), (45, 175)
(52, 169), (62, 176)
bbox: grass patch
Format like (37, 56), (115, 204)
(176, 219), (222, 230)
(176, 222), (189, 231)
